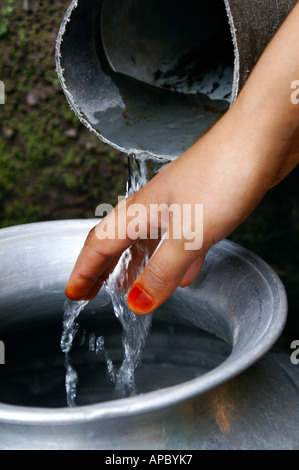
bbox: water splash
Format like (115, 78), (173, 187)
(95, 335), (116, 384)
(105, 241), (153, 398)
(61, 152), (168, 403)
(104, 152), (168, 398)
(60, 298), (89, 407)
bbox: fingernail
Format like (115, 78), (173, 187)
(127, 283), (154, 314)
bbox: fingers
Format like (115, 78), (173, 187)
(115, 238), (160, 291)
(65, 189), (206, 309)
(179, 256), (206, 287)
(65, 198), (160, 301)
(78, 253), (123, 300)
(82, 238), (160, 301)
(127, 237), (202, 315)
(65, 212), (134, 300)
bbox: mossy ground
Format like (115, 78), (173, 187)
(0, 0), (298, 344)
(0, 0), (128, 227)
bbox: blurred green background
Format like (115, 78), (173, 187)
(0, 0), (298, 346)
(0, 0), (128, 228)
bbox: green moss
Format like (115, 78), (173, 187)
(0, 1), (127, 228)
(0, 0), (15, 38)
(2, 201), (42, 227)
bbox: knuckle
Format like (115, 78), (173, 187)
(145, 259), (169, 290)
(74, 270), (97, 283)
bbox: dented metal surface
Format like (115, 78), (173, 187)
(0, 220), (297, 449)
(55, 0), (296, 158)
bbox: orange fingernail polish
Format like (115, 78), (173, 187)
(127, 284), (153, 314)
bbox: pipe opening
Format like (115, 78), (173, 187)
(101, 0), (234, 101)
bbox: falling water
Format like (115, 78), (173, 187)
(61, 152), (168, 404)
(105, 152), (168, 398)
(60, 298), (89, 407)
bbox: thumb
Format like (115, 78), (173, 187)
(127, 237), (201, 315)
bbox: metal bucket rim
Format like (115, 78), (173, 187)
(0, 220), (287, 424)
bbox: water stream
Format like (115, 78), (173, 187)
(61, 152), (168, 405)
(60, 299), (89, 407)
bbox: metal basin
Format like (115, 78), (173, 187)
(0, 220), (298, 450)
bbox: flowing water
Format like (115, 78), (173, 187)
(61, 152), (168, 405)
(60, 299), (89, 406)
